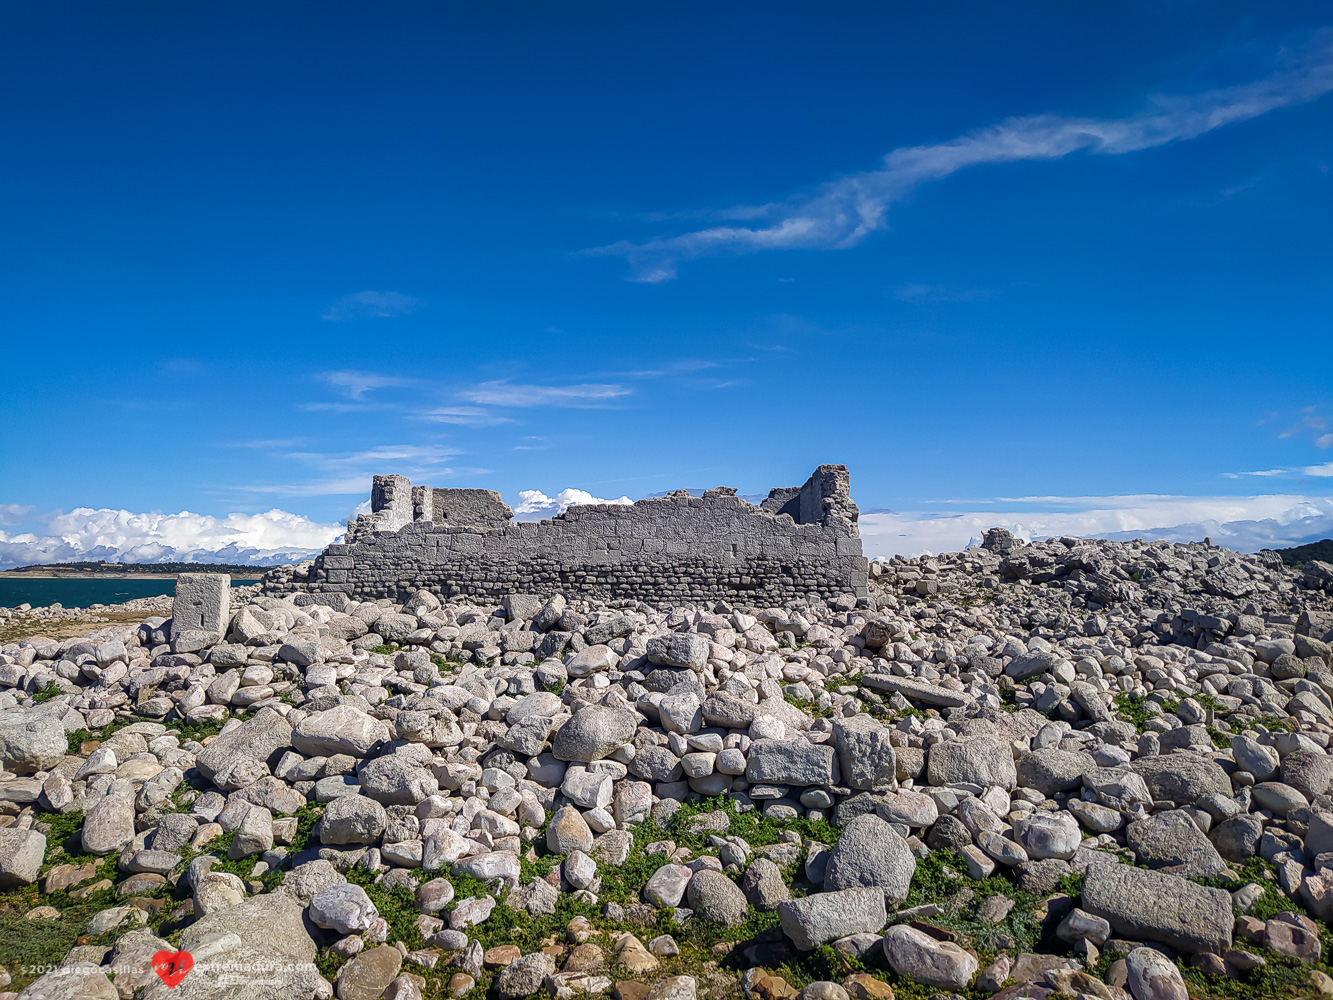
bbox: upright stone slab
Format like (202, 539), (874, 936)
(171, 573), (231, 640)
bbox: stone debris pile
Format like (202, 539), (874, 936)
(0, 533), (1328, 1000)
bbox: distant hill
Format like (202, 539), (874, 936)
(1273, 538), (1333, 567)
(5, 561), (271, 576)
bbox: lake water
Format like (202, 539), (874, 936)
(0, 578), (262, 610)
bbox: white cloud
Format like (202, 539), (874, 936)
(859, 494), (1333, 558)
(316, 370), (414, 400)
(0, 508), (344, 571)
(512, 488), (634, 520)
(322, 291), (420, 322)
(1307, 463), (1333, 477)
(585, 33), (1333, 281)
(416, 407), (514, 427)
(236, 444), (461, 497)
(342, 500), (373, 526)
(0, 504), (35, 527)
(459, 382), (631, 408)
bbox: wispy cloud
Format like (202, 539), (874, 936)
(322, 291), (421, 322)
(1278, 405), (1331, 441)
(317, 370), (414, 400)
(0, 504), (36, 527)
(457, 381), (631, 408)
(584, 33), (1333, 282)
(1307, 463), (1333, 478)
(228, 438), (307, 449)
(237, 444), (462, 497)
(892, 283), (994, 304)
(416, 407), (514, 427)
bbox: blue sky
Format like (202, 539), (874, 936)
(1, 3), (1331, 565)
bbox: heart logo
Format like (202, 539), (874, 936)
(152, 950), (193, 989)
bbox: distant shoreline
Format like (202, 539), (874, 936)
(0, 571), (264, 581)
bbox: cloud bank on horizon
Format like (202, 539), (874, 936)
(2, 492), (1331, 572)
(0, 508), (344, 570)
(586, 32), (1333, 282)
(859, 494), (1333, 560)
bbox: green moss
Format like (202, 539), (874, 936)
(65, 715), (142, 753)
(169, 716), (229, 743)
(30, 680), (63, 703)
(33, 810), (88, 869)
(1112, 692), (1178, 732)
(287, 804), (322, 854)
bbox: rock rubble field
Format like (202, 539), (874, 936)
(1, 533), (1333, 1000)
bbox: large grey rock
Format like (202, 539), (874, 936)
(291, 705), (390, 758)
(280, 859), (347, 903)
(1231, 735), (1280, 782)
(82, 792), (135, 855)
(552, 705), (639, 762)
(1282, 748), (1333, 801)
(337, 945), (402, 1000)
(142, 890), (321, 999)
(14, 962), (118, 1000)
(1081, 861), (1233, 953)
(547, 804), (594, 854)
(507, 690), (563, 724)
(375, 613), (419, 644)
(686, 869), (749, 927)
(0, 707), (67, 774)
(745, 739), (838, 786)
(228, 803), (274, 858)
(195, 708), (293, 781)
(172, 573), (230, 639)
(1126, 812), (1226, 877)
(927, 735), (1016, 790)
(1005, 650), (1064, 681)
(317, 794), (388, 845)
(643, 864), (693, 908)
(647, 633), (710, 670)
(1209, 814), (1262, 863)
(1131, 755), (1231, 805)
(0, 827), (45, 886)
(358, 754), (438, 805)
(741, 857), (791, 910)
(881, 924), (979, 989)
(1016, 748), (1095, 796)
(1125, 946), (1188, 1000)
(309, 882), (378, 934)
(823, 814), (915, 905)
(1012, 811), (1081, 861)
(777, 887), (887, 951)
(629, 746), (684, 782)
(496, 952), (556, 1000)
(1083, 766), (1154, 811)
(858, 674), (975, 708)
(833, 716), (897, 792)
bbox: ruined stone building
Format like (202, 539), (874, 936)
(264, 465), (867, 605)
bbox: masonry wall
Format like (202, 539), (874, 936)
(271, 465), (868, 606)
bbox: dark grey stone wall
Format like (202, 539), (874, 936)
(430, 488), (512, 529)
(269, 465), (868, 606)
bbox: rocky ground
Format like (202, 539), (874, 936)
(1, 536), (1333, 1000)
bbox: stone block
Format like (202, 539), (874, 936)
(171, 573), (230, 640)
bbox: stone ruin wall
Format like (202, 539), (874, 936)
(266, 465), (868, 606)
